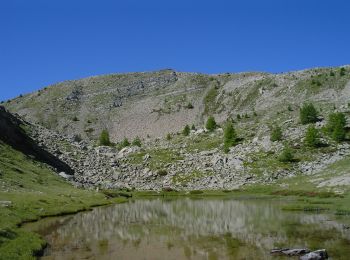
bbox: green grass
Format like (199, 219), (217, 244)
(186, 132), (222, 152)
(0, 142), (126, 259)
(128, 148), (184, 170)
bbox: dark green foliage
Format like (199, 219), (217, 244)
(223, 121), (237, 153)
(340, 67), (346, 76)
(270, 126), (282, 142)
(119, 137), (130, 148)
(99, 129), (111, 146)
(186, 102), (194, 109)
(72, 116), (79, 122)
(278, 146), (294, 163)
(182, 125), (190, 136)
(304, 125), (320, 147)
(157, 169), (168, 176)
(206, 116), (217, 131)
(132, 136), (142, 147)
(166, 133), (172, 140)
(287, 105), (293, 111)
(330, 71), (335, 77)
(300, 103), (318, 124)
(191, 124), (196, 130)
(327, 112), (346, 142)
(236, 114), (241, 120)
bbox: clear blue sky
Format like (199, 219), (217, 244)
(1, 0), (349, 101)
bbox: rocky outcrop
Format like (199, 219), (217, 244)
(0, 106), (73, 174)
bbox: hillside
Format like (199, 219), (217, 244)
(4, 66), (350, 143)
(2, 66), (350, 192)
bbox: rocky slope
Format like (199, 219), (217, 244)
(4, 66), (350, 142)
(0, 106), (72, 174)
(2, 66), (350, 191)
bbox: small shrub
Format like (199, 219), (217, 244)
(186, 102), (194, 109)
(166, 133), (172, 140)
(223, 121), (237, 153)
(132, 136), (142, 147)
(182, 125), (190, 136)
(329, 71), (335, 77)
(191, 124), (196, 130)
(119, 137), (130, 148)
(278, 146), (294, 163)
(157, 169), (168, 176)
(300, 103), (318, 124)
(270, 126), (282, 142)
(206, 116), (217, 131)
(99, 129), (111, 146)
(236, 114), (241, 120)
(287, 105), (293, 111)
(304, 125), (320, 147)
(72, 116), (79, 122)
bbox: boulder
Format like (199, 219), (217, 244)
(300, 249), (328, 260)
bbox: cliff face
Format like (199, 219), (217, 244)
(0, 106), (73, 174)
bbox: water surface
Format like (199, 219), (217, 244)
(25, 197), (350, 260)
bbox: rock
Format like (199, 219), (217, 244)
(271, 248), (310, 256)
(300, 249), (328, 260)
(59, 172), (73, 180)
(143, 154), (151, 161)
(0, 201), (12, 207)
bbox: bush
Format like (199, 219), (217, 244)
(166, 133), (172, 140)
(270, 126), (282, 142)
(236, 114), (241, 120)
(304, 125), (320, 147)
(191, 124), (196, 130)
(186, 102), (194, 109)
(278, 146), (294, 163)
(182, 125), (190, 136)
(157, 169), (168, 176)
(300, 103), (318, 124)
(119, 137), (130, 148)
(99, 129), (111, 146)
(330, 71), (335, 77)
(223, 121), (237, 153)
(132, 136), (142, 147)
(340, 67), (346, 76)
(72, 116), (79, 122)
(206, 116), (217, 131)
(327, 112), (346, 142)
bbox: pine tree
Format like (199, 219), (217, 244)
(223, 121), (237, 153)
(120, 137), (130, 148)
(270, 126), (282, 142)
(327, 112), (346, 142)
(206, 116), (217, 131)
(300, 103), (318, 124)
(182, 125), (190, 136)
(304, 125), (320, 147)
(99, 129), (111, 146)
(132, 136), (142, 147)
(278, 146), (294, 162)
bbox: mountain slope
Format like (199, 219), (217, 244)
(5, 66), (350, 142)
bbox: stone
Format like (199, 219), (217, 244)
(299, 249), (328, 260)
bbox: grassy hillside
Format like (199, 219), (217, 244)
(0, 142), (125, 259)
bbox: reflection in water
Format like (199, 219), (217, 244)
(25, 198), (350, 260)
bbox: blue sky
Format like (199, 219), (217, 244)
(0, 0), (349, 101)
